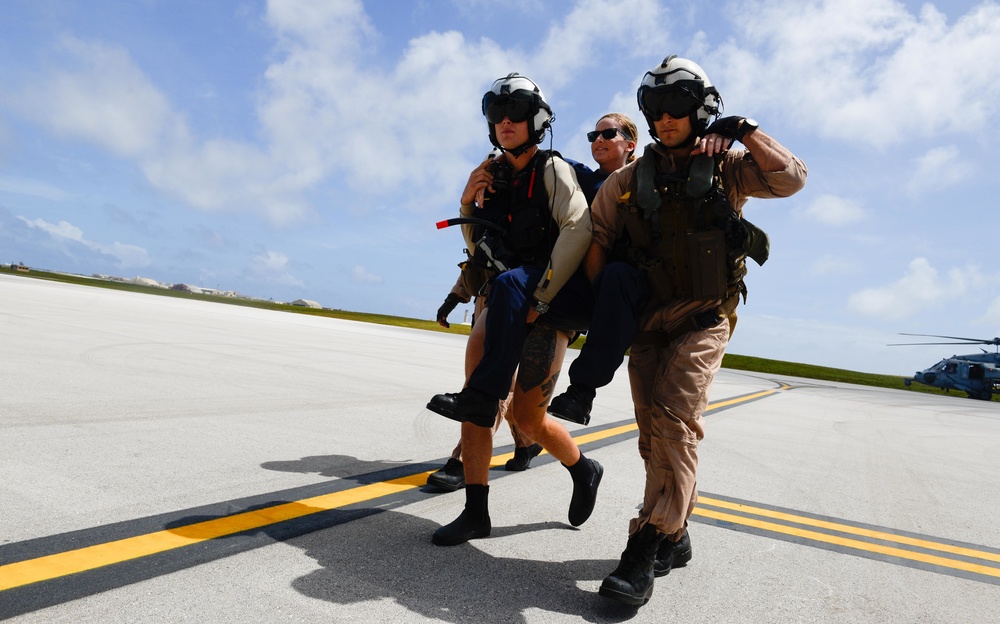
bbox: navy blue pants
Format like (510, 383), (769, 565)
(568, 261), (648, 390)
(468, 265), (593, 399)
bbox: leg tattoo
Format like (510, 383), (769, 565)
(518, 327), (559, 400)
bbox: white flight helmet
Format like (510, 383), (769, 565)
(636, 55), (722, 142)
(482, 73), (553, 155)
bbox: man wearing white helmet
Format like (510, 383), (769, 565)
(428, 113), (640, 490)
(425, 73), (603, 546)
(581, 56), (808, 606)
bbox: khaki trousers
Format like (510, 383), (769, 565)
(626, 320), (729, 539)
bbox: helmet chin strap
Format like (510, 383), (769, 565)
(489, 133), (535, 157)
(502, 142), (535, 157)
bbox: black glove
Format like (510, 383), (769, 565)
(704, 116), (748, 141)
(436, 293), (462, 328)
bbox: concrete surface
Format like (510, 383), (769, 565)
(1, 273), (998, 623)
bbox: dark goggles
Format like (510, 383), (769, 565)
(483, 91), (536, 124)
(587, 127), (631, 142)
(640, 85), (703, 120)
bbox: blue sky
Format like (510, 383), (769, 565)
(2, 0), (998, 375)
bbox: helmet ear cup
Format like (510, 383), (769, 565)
(530, 92), (553, 143)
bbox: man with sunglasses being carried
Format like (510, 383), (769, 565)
(578, 56), (807, 606)
(426, 73), (602, 546)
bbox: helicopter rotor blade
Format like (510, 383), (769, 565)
(888, 341), (985, 346)
(896, 333), (1000, 346)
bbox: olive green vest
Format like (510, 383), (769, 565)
(614, 146), (757, 319)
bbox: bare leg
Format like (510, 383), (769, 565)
(460, 421), (493, 485)
(510, 326), (579, 465)
(464, 302), (488, 379)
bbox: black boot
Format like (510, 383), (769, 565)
(565, 455), (603, 527)
(505, 443), (543, 471)
(653, 530), (692, 577)
(427, 388), (498, 428)
(431, 484), (491, 546)
(426, 458), (465, 492)
(426, 392), (459, 418)
(599, 523), (665, 606)
(548, 384), (595, 425)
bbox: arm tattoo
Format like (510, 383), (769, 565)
(517, 327), (560, 399)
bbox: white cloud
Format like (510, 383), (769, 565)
(258, 2), (512, 205)
(797, 194), (867, 226)
(18, 37), (185, 157)
(847, 257), (983, 320)
(351, 265), (382, 284)
(810, 253), (861, 276)
(18, 217), (85, 242)
(248, 249), (304, 286)
(0, 176), (72, 201)
(253, 249), (291, 272)
(533, 0), (668, 87)
(908, 145), (972, 192)
(16, 216), (150, 268)
(12, 37), (306, 224)
(727, 313), (906, 374)
(103, 241), (152, 268)
(712, 0), (1000, 147)
(140, 139), (309, 225)
(983, 296), (1000, 327)
(0, 118), (13, 165)
(20, 0), (998, 235)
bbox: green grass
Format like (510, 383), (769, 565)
(7, 267), (996, 401)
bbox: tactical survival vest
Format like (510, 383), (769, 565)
(613, 145), (765, 322)
(469, 150), (559, 274)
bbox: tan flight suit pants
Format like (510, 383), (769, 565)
(626, 319), (729, 539)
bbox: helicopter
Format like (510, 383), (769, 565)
(890, 333), (1000, 401)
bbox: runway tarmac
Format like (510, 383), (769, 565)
(2, 273), (998, 623)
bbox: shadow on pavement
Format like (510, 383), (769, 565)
(261, 454), (421, 483)
(287, 510), (644, 623)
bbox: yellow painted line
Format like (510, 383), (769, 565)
(708, 388), (781, 410)
(568, 389), (780, 448)
(0, 476), (425, 592)
(693, 507), (1000, 579)
(0, 388), (774, 592)
(698, 496), (1000, 565)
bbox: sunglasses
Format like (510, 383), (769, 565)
(483, 91), (535, 124)
(640, 86), (702, 120)
(587, 128), (631, 142)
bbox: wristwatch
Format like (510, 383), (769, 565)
(532, 300), (550, 315)
(738, 118), (759, 142)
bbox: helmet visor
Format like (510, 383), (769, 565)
(640, 85), (702, 120)
(483, 91), (535, 124)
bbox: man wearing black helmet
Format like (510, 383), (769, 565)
(425, 73), (603, 547)
(580, 56), (807, 606)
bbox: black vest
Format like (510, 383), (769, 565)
(471, 150), (558, 271)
